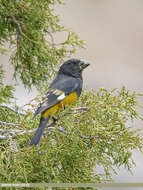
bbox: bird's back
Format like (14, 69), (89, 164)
(50, 74), (83, 97)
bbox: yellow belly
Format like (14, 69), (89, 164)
(42, 92), (78, 118)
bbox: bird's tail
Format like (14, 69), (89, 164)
(29, 115), (50, 145)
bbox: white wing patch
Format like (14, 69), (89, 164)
(57, 93), (66, 100)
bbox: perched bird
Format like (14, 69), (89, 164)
(29, 58), (90, 145)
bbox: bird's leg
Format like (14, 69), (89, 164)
(52, 115), (58, 123)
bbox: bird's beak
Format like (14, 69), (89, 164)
(81, 62), (90, 70)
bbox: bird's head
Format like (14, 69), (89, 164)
(59, 58), (90, 78)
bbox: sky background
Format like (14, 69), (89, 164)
(1, 0), (143, 189)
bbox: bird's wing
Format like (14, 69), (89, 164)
(33, 77), (80, 118)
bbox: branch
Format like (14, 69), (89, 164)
(11, 14), (41, 45)
(46, 30), (65, 46)
(0, 129), (37, 140)
(0, 120), (20, 127)
(71, 107), (88, 111)
(57, 126), (71, 135)
(0, 135), (11, 140)
(0, 128), (36, 135)
(46, 30), (55, 46)
(0, 120), (56, 140)
(69, 106), (88, 114)
(56, 126), (100, 139)
(12, 16), (25, 37)
(9, 139), (19, 152)
(0, 105), (26, 116)
(0, 116), (101, 141)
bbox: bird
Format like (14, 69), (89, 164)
(29, 58), (90, 145)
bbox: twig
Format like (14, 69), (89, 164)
(20, 94), (42, 109)
(9, 139), (19, 152)
(46, 30), (64, 46)
(0, 119), (56, 137)
(0, 105), (26, 116)
(79, 135), (100, 139)
(11, 15), (42, 45)
(68, 106), (88, 114)
(0, 135), (11, 140)
(56, 126), (100, 139)
(12, 16), (25, 37)
(0, 118), (57, 140)
(0, 106), (99, 141)
(0, 120), (101, 141)
(0, 129), (37, 140)
(57, 126), (71, 135)
(71, 107), (88, 111)
(0, 120), (20, 127)
(44, 120), (58, 133)
(46, 30), (55, 46)
(0, 128), (37, 135)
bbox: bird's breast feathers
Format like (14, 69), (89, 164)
(34, 89), (78, 118)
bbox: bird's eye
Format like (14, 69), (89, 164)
(79, 61), (84, 67)
(80, 62), (84, 66)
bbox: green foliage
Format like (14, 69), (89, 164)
(0, 65), (14, 104)
(0, 0), (84, 89)
(0, 87), (142, 185)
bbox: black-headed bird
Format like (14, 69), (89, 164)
(30, 59), (90, 145)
